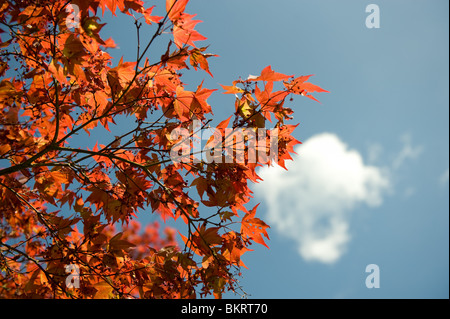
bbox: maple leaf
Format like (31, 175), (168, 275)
(221, 231), (250, 268)
(220, 84), (244, 95)
(173, 86), (194, 120)
(109, 232), (136, 255)
(173, 13), (207, 48)
(62, 34), (87, 63)
(93, 281), (114, 299)
(189, 47), (217, 77)
(191, 176), (208, 199)
(48, 60), (67, 84)
(107, 56), (137, 89)
(81, 17), (106, 44)
(216, 115), (232, 131)
(285, 75), (330, 103)
(241, 204), (270, 249)
(142, 6), (163, 25)
(192, 81), (216, 115)
(166, 0), (189, 21)
(198, 226), (222, 247)
(252, 65), (292, 82)
(180, 225), (222, 256)
(161, 46), (189, 69)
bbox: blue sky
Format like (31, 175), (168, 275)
(99, 0), (449, 298)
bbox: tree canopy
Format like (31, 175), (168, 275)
(0, 0), (328, 298)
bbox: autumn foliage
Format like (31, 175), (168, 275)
(0, 0), (328, 298)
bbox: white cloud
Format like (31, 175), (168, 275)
(254, 133), (390, 264)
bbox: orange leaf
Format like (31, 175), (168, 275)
(93, 281), (114, 299)
(50, 169), (69, 185)
(166, 0), (189, 21)
(216, 115), (232, 131)
(142, 6), (163, 25)
(190, 47), (217, 77)
(108, 57), (136, 88)
(253, 65), (292, 82)
(285, 75), (329, 103)
(48, 60), (67, 84)
(241, 204), (270, 249)
(220, 84), (244, 95)
(0, 144), (11, 156)
(109, 232), (136, 252)
(173, 14), (207, 48)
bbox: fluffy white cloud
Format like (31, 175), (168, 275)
(254, 133), (390, 264)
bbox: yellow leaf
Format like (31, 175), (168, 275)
(238, 100), (253, 119)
